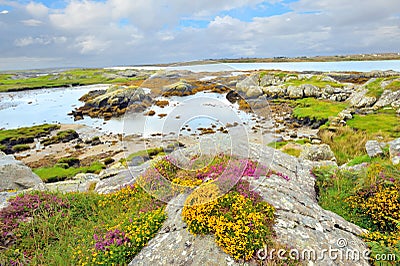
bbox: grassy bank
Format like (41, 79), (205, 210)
(313, 158), (400, 265)
(293, 98), (348, 120)
(0, 68), (147, 92)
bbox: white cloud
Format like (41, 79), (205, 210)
(25, 2), (48, 17)
(0, 10), (9, 14)
(21, 19), (42, 26)
(74, 35), (110, 54)
(14, 36), (67, 47)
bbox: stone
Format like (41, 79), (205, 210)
(299, 144), (336, 161)
(245, 86), (263, 98)
(373, 90), (400, 109)
(236, 74), (259, 92)
(287, 85), (304, 99)
(365, 140), (383, 158)
(389, 138), (400, 165)
(302, 84), (321, 97)
(261, 85), (286, 97)
(162, 80), (195, 96)
(347, 88), (377, 108)
(0, 152), (44, 191)
(337, 110), (353, 120)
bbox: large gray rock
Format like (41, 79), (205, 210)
(129, 144), (368, 266)
(299, 144), (336, 162)
(262, 85), (286, 97)
(236, 74), (259, 92)
(389, 138), (400, 165)
(287, 85), (304, 99)
(0, 152), (44, 191)
(245, 86), (263, 98)
(365, 140), (383, 158)
(373, 90), (400, 109)
(347, 88), (377, 108)
(302, 84), (321, 97)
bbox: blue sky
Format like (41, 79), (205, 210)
(0, 0), (400, 70)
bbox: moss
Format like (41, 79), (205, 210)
(34, 161), (105, 183)
(285, 75), (343, 88)
(11, 144), (30, 152)
(346, 109), (400, 139)
(293, 98), (348, 121)
(126, 147), (164, 162)
(42, 130), (79, 146)
(282, 147), (301, 157)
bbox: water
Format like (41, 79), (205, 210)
(125, 60), (400, 73)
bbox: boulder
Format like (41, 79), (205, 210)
(245, 86), (263, 98)
(365, 140), (383, 158)
(287, 85), (304, 99)
(162, 80), (195, 96)
(236, 74), (259, 92)
(347, 88), (377, 108)
(260, 74), (282, 86)
(262, 85), (286, 98)
(389, 138), (400, 165)
(302, 84), (321, 97)
(373, 90), (400, 109)
(0, 152), (44, 191)
(299, 144), (336, 161)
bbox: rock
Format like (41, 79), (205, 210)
(0, 152), (44, 191)
(236, 74), (259, 92)
(389, 138), (400, 165)
(260, 74), (283, 86)
(45, 177), (100, 193)
(347, 88), (377, 108)
(162, 80), (195, 96)
(287, 85), (304, 99)
(365, 140), (384, 158)
(245, 86), (263, 98)
(337, 110), (353, 120)
(129, 194), (241, 266)
(0, 191), (18, 210)
(128, 156), (149, 166)
(130, 144), (367, 265)
(391, 100), (400, 109)
(373, 90), (400, 109)
(299, 144), (336, 161)
(261, 86), (286, 98)
(302, 84), (321, 97)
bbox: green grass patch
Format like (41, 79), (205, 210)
(286, 75), (343, 88)
(347, 154), (372, 166)
(41, 129), (79, 146)
(282, 147), (301, 157)
(11, 144), (30, 152)
(34, 161), (105, 183)
(365, 77), (400, 98)
(293, 98), (348, 120)
(0, 68), (147, 92)
(347, 109), (400, 139)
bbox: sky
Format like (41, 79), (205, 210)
(0, 0), (400, 70)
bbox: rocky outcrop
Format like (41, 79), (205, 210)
(373, 90), (400, 109)
(347, 88), (377, 108)
(126, 144), (367, 266)
(365, 140), (384, 158)
(299, 144), (336, 162)
(0, 151), (44, 191)
(72, 86), (152, 120)
(389, 138), (400, 165)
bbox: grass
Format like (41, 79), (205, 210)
(365, 77), (400, 98)
(319, 126), (368, 165)
(346, 109), (400, 139)
(0, 185), (166, 265)
(267, 139), (309, 157)
(41, 129), (79, 146)
(0, 68), (147, 92)
(312, 160), (400, 265)
(285, 75), (343, 88)
(33, 161), (105, 183)
(11, 144), (31, 152)
(293, 98), (348, 121)
(0, 124), (60, 153)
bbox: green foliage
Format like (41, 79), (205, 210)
(0, 124), (59, 144)
(347, 109), (400, 139)
(11, 144), (30, 152)
(319, 126), (368, 165)
(0, 69), (144, 92)
(293, 98), (348, 121)
(347, 154), (372, 166)
(365, 77), (400, 98)
(285, 75), (343, 88)
(34, 161), (105, 183)
(0, 185), (166, 265)
(41, 129), (79, 146)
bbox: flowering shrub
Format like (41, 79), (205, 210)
(182, 181), (276, 262)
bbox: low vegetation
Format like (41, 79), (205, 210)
(0, 69), (147, 92)
(293, 98), (348, 121)
(365, 77), (400, 98)
(0, 124), (60, 153)
(0, 185), (165, 265)
(33, 158), (105, 183)
(41, 129), (79, 146)
(313, 158), (400, 265)
(285, 75), (343, 88)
